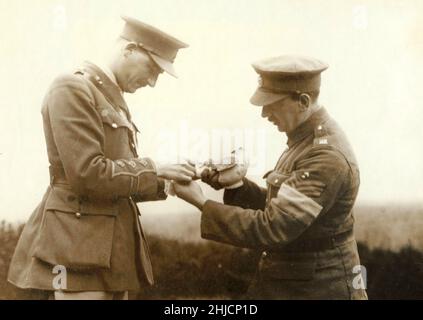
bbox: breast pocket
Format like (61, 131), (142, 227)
(99, 107), (138, 158)
(265, 171), (291, 202)
(32, 186), (119, 271)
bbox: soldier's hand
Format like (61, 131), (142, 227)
(157, 163), (196, 183)
(200, 167), (223, 190)
(218, 163), (248, 188)
(173, 181), (207, 209)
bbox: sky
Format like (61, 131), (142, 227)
(0, 0), (422, 222)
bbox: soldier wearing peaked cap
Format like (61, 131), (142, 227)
(174, 55), (368, 300)
(7, 16), (193, 300)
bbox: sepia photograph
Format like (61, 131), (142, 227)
(0, 0), (422, 305)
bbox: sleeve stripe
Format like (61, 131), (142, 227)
(276, 183), (323, 220)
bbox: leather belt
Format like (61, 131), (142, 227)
(270, 229), (354, 254)
(48, 165), (130, 204)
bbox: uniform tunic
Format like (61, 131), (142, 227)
(201, 107), (368, 299)
(8, 62), (167, 292)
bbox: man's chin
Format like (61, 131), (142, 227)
(269, 122), (284, 132)
(276, 125), (285, 133)
(125, 86), (137, 94)
(129, 84), (147, 93)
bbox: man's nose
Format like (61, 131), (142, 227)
(147, 73), (159, 87)
(261, 106), (270, 118)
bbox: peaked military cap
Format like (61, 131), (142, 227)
(250, 55), (329, 106)
(120, 16), (189, 78)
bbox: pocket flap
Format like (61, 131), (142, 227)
(45, 187), (118, 216)
(262, 170), (273, 179)
(99, 106), (134, 132)
(266, 171), (290, 188)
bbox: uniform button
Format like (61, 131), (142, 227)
(317, 125), (322, 130)
(262, 251), (267, 258)
(274, 179), (279, 184)
(301, 172), (310, 179)
(112, 123), (118, 129)
(95, 76), (103, 85)
(75, 212), (82, 219)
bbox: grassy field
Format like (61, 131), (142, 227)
(1, 203), (423, 299)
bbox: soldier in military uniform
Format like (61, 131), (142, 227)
(174, 55), (368, 300)
(7, 16), (194, 300)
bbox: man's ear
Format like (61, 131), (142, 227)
(123, 42), (138, 58)
(298, 93), (311, 112)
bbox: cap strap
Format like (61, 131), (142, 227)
(119, 36), (175, 63)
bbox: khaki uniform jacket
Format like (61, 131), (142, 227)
(8, 62), (167, 292)
(201, 108), (368, 299)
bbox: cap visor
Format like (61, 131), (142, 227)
(150, 53), (178, 78)
(249, 88), (290, 106)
